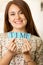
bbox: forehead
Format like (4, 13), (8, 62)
(8, 4), (20, 12)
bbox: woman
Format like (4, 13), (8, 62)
(0, 0), (43, 65)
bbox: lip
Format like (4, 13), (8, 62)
(14, 20), (23, 24)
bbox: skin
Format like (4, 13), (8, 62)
(0, 4), (36, 65)
(8, 4), (27, 32)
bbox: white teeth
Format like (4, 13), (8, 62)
(16, 21), (21, 23)
(15, 20), (22, 24)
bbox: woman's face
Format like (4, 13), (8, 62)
(8, 4), (27, 31)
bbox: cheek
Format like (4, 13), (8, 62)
(24, 18), (27, 25)
(21, 15), (27, 21)
(8, 15), (14, 23)
(22, 16), (27, 24)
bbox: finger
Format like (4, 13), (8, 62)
(10, 38), (15, 43)
(26, 42), (31, 51)
(22, 44), (27, 53)
(8, 38), (16, 48)
(13, 47), (17, 52)
(28, 45), (31, 50)
(8, 44), (16, 53)
(11, 43), (16, 51)
(8, 42), (14, 49)
(23, 38), (31, 51)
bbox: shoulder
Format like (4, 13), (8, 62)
(30, 35), (43, 43)
(0, 33), (8, 45)
(30, 34), (43, 48)
(30, 35), (42, 40)
(0, 32), (8, 39)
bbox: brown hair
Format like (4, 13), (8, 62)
(4, 0), (39, 36)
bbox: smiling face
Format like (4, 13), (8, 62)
(8, 4), (27, 32)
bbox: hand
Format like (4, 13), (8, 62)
(6, 38), (17, 56)
(22, 38), (31, 53)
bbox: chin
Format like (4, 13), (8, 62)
(14, 26), (23, 28)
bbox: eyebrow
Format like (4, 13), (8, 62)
(9, 11), (15, 13)
(9, 10), (22, 14)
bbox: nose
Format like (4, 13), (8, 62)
(15, 14), (20, 19)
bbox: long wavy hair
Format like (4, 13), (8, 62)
(4, 0), (39, 36)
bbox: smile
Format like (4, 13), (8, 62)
(14, 20), (23, 24)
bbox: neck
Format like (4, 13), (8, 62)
(11, 28), (26, 33)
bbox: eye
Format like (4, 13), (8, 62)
(10, 13), (15, 15)
(19, 10), (23, 14)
